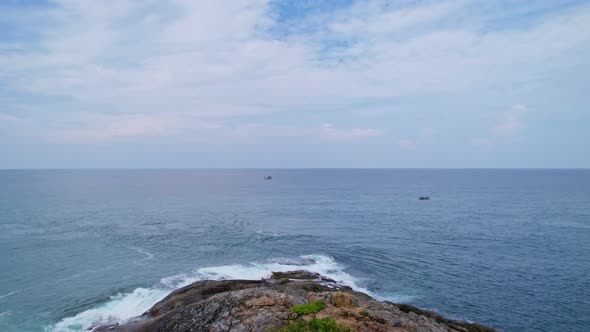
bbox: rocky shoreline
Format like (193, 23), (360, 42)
(95, 271), (497, 332)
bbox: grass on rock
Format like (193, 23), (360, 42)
(273, 318), (351, 332)
(289, 301), (326, 315)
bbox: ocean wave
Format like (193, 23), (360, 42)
(255, 229), (286, 237)
(47, 288), (168, 332)
(0, 290), (19, 301)
(131, 247), (155, 260)
(129, 246), (155, 266)
(0, 310), (13, 317)
(46, 254), (382, 332)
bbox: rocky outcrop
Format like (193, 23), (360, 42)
(96, 271), (496, 332)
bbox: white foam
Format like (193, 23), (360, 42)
(374, 292), (419, 303)
(255, 229), (286, 237)
(47, 288), (168, 332)
(0, 290), (19, 300)
(195, 254), (372, 295)
(133, 247), (155, 260)
(129, 246), (155, 266)
(0, 310), (13, 317)
(47, 255), (376, 332)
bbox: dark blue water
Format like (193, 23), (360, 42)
(0, 169), (589, 332)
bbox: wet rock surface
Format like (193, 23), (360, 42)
(95, 271), (496, 332)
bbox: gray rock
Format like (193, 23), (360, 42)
(95, 271), (497, 332)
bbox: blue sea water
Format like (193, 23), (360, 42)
(0, 169), (589, 332)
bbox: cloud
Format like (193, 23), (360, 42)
(0, 0), (589, 167)
(471, 104), (528, 147)
(421, 127), (435, 137)
(398, 139), (417, 150)
(44, 116), (384, 144)
(226, 123), (383, 142)
(44, 114), (172, 142)
(3, 2), (589, 109)
(491, 104), (528, 135)
(469, 138), (494, 148)
(0, 113), (20, 123)
(320, 126), (383, 141)
(397, 127), (435, 150)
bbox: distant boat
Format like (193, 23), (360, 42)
(418, 196), (430, 200)
(264, 176), (272, 180)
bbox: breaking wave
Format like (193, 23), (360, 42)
(47, 255), (381, 332)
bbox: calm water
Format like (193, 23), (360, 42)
(0, 169), (589, 332)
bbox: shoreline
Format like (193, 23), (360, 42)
(94, 270), (497, 332)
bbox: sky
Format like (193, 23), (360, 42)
(0, 0), (589, 168)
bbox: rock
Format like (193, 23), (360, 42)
(95, 271), (497, 332)
(270, 270), (338, 284)
(271, 270), (320, 280)
(330, 291), (359, 308)
(246, 295), (275, 307)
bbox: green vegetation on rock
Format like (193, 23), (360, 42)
(273, 318), (351, 332)
(289, 301), (326, 315)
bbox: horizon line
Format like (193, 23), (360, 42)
(1, 167), (589, 171)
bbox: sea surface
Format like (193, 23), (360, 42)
(0, 169), (589, 332)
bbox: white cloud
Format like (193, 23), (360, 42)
(398, 139), (417, 150)
(43, 115), (383, 143)
(229, 123), (383, 142)
(470, 138), (494, 147)
(471, 104), (528, 146)
(491, 104), (528, 135)
(319, 126), (383, 140)
(0, 0), (589, 144)
(44, 114), (175, 142)
(397, 127), (435, 150)
(0, 113), (20, 123)
(421, 127), (435, 137)
(327, 1), (460, 37)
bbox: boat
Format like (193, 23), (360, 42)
(264, 176), (272, 180)
(418, 196), (430, 200)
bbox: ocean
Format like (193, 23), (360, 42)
(0, 169), (588, 332)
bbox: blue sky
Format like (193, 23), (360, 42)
(0, 0), (589, 168)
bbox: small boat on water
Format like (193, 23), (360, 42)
(418, 196), (430, 200)
(264, 176), (272, 180)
